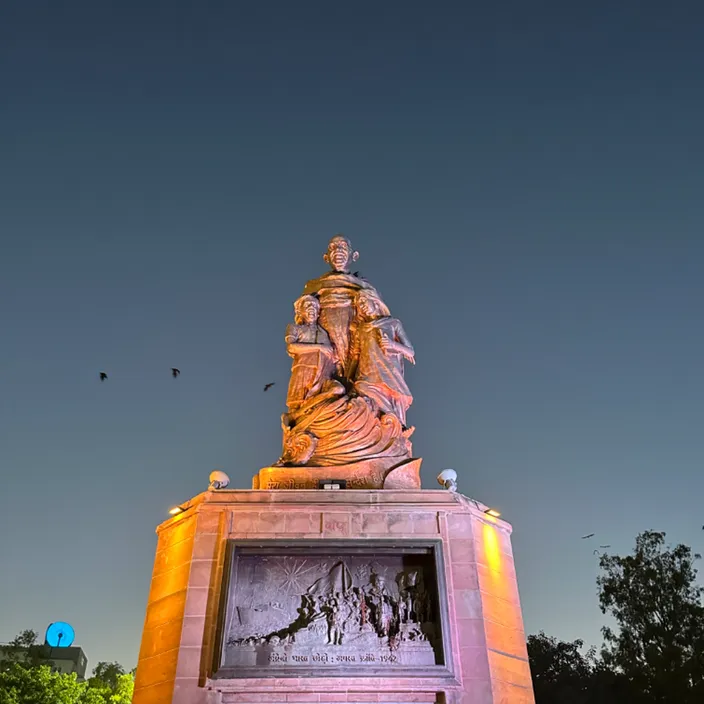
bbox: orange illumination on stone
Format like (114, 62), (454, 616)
(483, 521), (502, 572)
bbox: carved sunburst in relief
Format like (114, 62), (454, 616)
(268, 558), (321, 595)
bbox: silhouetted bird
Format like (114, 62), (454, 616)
(171, 368), (180, 378)
(581, 533), (595, 539)
(263, 382), (275, 392)
(99, 372), (108, 382)
(599, 545), (611, 549)
(593, 550), (600, 555)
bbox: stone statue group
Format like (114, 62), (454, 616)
(278, 236), (416, 468)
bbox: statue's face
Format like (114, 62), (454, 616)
(326, 238), (352, 272)
(300, 298), (319, 324)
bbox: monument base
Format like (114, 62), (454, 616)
(253, 457), (423, 490)
(133, 488), (535, 704)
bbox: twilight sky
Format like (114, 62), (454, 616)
(1, 0), (703, 670)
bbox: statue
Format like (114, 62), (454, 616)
(302, 235), (378, 377)
(256, 235), (422, 490)
(351, 290), (415, 427)
(285, 295), (336, 412)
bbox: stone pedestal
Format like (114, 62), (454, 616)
(133, 489), (535, 704)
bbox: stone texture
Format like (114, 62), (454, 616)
(132, 489), (534, 704)
(255, 457), (422, 492)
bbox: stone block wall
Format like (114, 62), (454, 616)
(132, 490), (534, 704)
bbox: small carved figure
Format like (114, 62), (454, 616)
(325, 594), (345, 645)
(380, 595), (394, 637)
(365, 571), (394, 637)
(398, 595), (408, 623)
(285, 295), (336, 412)
(413, 588), (431, 625)
(351, 290), (415, 426)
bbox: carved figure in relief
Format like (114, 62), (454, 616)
(302, 235), (378, 377)
(325, 594), (343, 645)
(398, 595), (408, 624)
(285, 295), (336, 412)
(351, 290), (415, 426)
(380, 595), (394, 637)
(364, 571), (394, 638)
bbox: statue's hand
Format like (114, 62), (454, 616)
(379, 337), (394, 355)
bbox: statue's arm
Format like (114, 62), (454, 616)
(287, 342), (335, 357)
(382, 321), (415, 363)
(285, 324), (300, 357)
(395, 321), (414, 354)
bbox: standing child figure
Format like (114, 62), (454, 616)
(285, 295), (336, 412)
(351, 290), (415, 427)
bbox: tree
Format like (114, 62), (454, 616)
(0, 664), (104, 704)
(85, 661), (133, 703)
(527, 632), (594, 704)
(107, 673), (134, 704)
(597, 530), (704, 703)
(0, 631), (49, 672)
(0, 632), (133, 704)
(527, 631), (628, 703)
(87, 661), (126, 695)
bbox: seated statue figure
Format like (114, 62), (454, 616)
(284, 295), (336, 412)
(351, 290), (415, 427)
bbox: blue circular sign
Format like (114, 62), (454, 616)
(45, 622), (75, 648)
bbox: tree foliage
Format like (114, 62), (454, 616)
(0, 638), (133, 704)
(529, 531), (704, 704)
(0, 664), (103, 704)
(527, 632), (594, 704)
(0, 631), (48, 672)
(527, 631), (628, 703)
(107, 673), (134, 704)
(85, 662), (133, 704)
(597, 530), (704, 703)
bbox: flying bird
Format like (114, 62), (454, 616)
(263, 382), (275, 392)
(581, 533), (595, 539)
(593, 549), (601, 556)
(599, 545), (611, 549)
(171, 368), (180, 378)
(99, 372), (108, 382)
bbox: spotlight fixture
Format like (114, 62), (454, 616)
(209, 470), (230, 490)
(484, 508), (501, 518)
(169, 505), (186, 516)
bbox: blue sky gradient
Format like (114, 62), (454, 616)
(1, 0), (703, 669)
